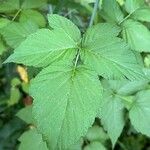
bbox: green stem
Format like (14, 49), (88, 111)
(89, 0), (100, 27)
(74, 50), (80, 68)
(72, 49), (80, 75)
(72, 0), (100, 73)
(12, 8), (22, 21)
(118, 8), (139, 25)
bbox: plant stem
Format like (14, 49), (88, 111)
(118, 8), (139, 25)
(89, 0), (100, 27)
(12, 8), (22, 21)
(74, 50), (80, 68)
(73, 0), (100, 72)
(73, 49), (80, 75)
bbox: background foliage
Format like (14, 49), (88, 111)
(0, 0), (150, 150)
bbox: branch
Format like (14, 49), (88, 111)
(89, 0), (100, 27)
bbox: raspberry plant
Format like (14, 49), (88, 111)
(1, 0), (150, 149)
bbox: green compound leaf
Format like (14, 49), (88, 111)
(100, 93), (125, 147)
(18, 128), (48, 150)
(48, 14), (81, 43)
(122, 19), (150, 52)
(4, 14), (149, 150)
(100, 0), (124, 23)
(0, 0), (20, 13)
(81, 23), (145, 80)
(1, 21), (38, 48)
(30, 65), (102, 150)
(19, 9), (46, 27)
(129, 90), (150, 137)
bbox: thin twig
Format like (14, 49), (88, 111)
(12, 8), (22, 21)
(89, 0), (100, 27)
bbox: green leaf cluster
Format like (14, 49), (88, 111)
(101, 0), (150, 52)
(4, 0), (150, 149)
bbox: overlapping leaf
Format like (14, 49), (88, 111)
(0, 0), (47, 13)
(100, 0), (150, 53)
(122, 19), (150, 52)
(81, 23), (145, 80)
(0, 0), (20, 13)
(131, 7), (150, 22)
(100, 0), (124, 23)
(19, 9), (46, 27)
(21, 0), (47, 9)
(129, 90), (150, 136)
(31, 65), (102, 150)
(5, 15), (80, 67)
(5, 14), (148, 150)
(18, 128), (48, 150)
(16, 106), (34, 124)
(47, 14), (81, 43)
(101, 94), (125, 147)
(125, 0), (150, 22)
(125, 0), (145, 13)
(1, 21), (38, 48)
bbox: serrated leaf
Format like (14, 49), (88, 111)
(129, 90), (150, 137)
(31, 65), (102, 150)
(5, 14), (81, 67)
(122, 19), (150, 52)
(125, 0), (146, 13)
(1, 21), (38, 48)
(132, 7), (150, 22)
(81, 23), (145, 80)
(16, 106), (33, 124)
(100, 0), (124, 23)
(84, 141), (106, 150)
(19, 128), (48, 150)
(100, 95), (125, 147)
(5, 29), (77, 67)
(101, 80), (145, 109)
(0, 0), (20, 13)
(21, 0), (47, 9)
(82, 23), (121, 44)
(19, 9), (46, 27)
(48, 14), (81, 43)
